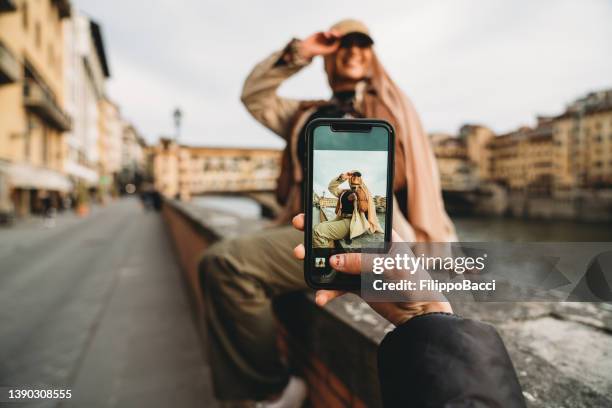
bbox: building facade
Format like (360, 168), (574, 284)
(431, 90), (612, 198)
(63, 12), (110, 189)
(0, 0), (72, 216)
(431, 133), (475, 191)
(459, 124), (494, 180)
(430, 126), (492, 191)
(98, 96), (122, 194)
(552, 90), (612, 192)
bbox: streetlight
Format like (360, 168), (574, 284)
(173, 107), (182, 141)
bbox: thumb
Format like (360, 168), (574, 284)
(329, 253), (362, 274)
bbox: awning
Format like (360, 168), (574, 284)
(0, 160), (73, 192)
(64, 161), (99, 186)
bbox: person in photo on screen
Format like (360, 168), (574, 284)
(313, 170), (383, 248)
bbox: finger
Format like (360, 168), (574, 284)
(329, 252), (362, 274)
(315, 290), (345, 306)
(292, 213), (305, 231)
(293, 244), (305, 260)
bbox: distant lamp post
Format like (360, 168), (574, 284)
(173, 107), (182, 141)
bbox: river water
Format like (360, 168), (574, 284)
(193, 195), (612, 242)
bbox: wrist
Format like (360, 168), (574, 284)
(279, 39), (312, 68)
(423, 301), (453, 315)
(295, 40), (314, 60)
(393, 302), (453, 326)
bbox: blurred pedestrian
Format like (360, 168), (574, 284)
(40, 191), (56, 228)
(139, 182), (154, 212)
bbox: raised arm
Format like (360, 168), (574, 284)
(241, 32), (340, 140)
(240, 41), (307, 139)
(328, 173), (347, 197)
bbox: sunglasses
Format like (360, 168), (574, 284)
(339, 33), (373, 49)
(350, 171), (362, 177)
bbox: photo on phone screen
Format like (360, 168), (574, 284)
(305, 119), (394, 290)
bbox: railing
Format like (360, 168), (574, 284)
(23, 78), (72, 131)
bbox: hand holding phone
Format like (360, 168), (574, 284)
(304, 119), (395, 290)
(293, 213), (453, 323)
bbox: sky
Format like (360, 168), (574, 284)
(313, 150), (388, 197)
(76, 0), (612, 148)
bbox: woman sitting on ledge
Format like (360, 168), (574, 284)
(200, 19), (455, 407)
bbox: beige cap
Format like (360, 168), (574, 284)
(330, 19), (373, 43)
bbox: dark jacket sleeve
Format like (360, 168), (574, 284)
(377, 313), (526, 408)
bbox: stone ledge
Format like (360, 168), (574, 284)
(162, 198), (388, 407)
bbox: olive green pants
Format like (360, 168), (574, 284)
(199, 225), (306, 402)
(313, 217), (351, 248)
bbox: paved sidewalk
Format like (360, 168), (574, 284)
(0, 198), (216, 408)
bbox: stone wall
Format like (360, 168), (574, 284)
(162, 198), (612, 407)
(161, 199), (388, 407)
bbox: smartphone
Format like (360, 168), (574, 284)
(304, 118), (395, 290)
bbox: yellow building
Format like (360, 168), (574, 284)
(524, 118), (554, 195)
(465, 120), (554, 195)
(552, 90), (612, 191)
(431, 92), (611, 199)
(151, 138), (281, 200)
(552, 116), (577, 192)
(459, 124), (494, 180)
(152, 139), (181, 198)
(0, 0), (72, 217)
(318, 197), (338, 208)
(583, 110), (612, 187)
(430, 132), (479, 191)
(487, 128), (529, 190)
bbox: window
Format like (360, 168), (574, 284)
(24, 132), (31, 159)
(24, 115), (35, 159)
(22, 1), (28, 29)
(35, 22), (41, 48)
(42, 126), (48, 165)
(48, 44), (54, 68)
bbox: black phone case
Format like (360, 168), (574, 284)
(304, 118), (395, 290)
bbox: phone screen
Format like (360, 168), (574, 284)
(305, 119), (394, 289)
